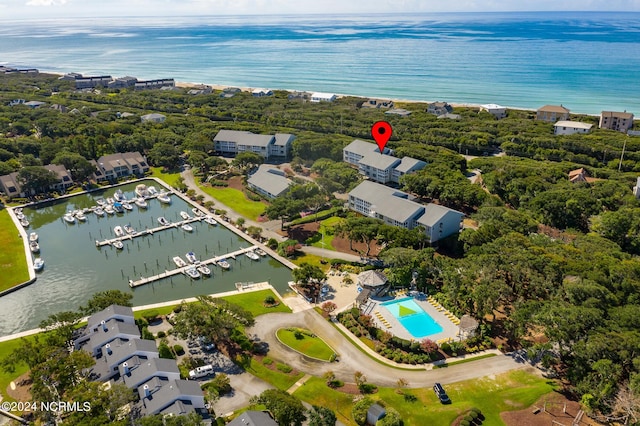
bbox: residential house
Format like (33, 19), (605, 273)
(120, 357), (180, 389)
(87, 304), (135, 329)
(221, 87), (241, 98)
(74, 75), (113, 89)
(134, 79), (175, 90)
(600, 111), (634, 132)
(251, 88), (273, 97)
(187, 85), (212, 95)
(94, 152), (149, 182)
(568, 167), (602, 184)
(391, 157), (427, 184)
(247, 165), (291, 199)
(311, 92), (337, 103)
(357, 154), (401, 184)
(343, 139), (424, 184)
(213, 130), (294, 160)
(227, 410), (278, 426)
(437, 113), (461, 120)
(479, 104), (507, 119)
(537, 105), (570, 122)
(108, 76), (138, 89)
(427, 101), (453, 116)
(58, 72), (83, 81)
(385, 108), (412, 117)
(78, 320), (141, 356)
(86, 339), (159, 382)
(138, 377), (205, 416)
(343, 139), (389, 166)
(0, 164), (73, 198)
(288, 91), (311, 101)
(140, 113), (166, 123)
(633, 177), (640, 199)
(554, 121), (593, 135)
(24, 101), (46, 109)
(362, 99), (395, 109)
(348, 181), (464, 243)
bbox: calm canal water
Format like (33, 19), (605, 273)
(0, 180), (293, 337)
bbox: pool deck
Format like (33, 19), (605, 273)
(364, 293), (460, 343)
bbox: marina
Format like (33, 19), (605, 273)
(95, 217), (202, 246)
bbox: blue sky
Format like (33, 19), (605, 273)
(2, 0), (640, 19)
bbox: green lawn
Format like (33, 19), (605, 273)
(309, 216), (344, 250)
(149, 167), (183, 187)
(0, 334), (42, 402)
(222, 289), (291, 316)
(0, 209), (30, 292)
(290, 253), (331, 272)
(276, 328), (336, 361)
(133, 304), (178, 320)
(198, 185), (266, 220)
(246, 357), (304, 391)
(295, 370), (557, 426)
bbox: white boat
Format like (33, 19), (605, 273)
(203, 216), (218, 226)
(63, 213), (76, 224)
(157, 192), (171, 204)
(96, 198), (106, 206)
(135, 184), (149, 198)
(180, 211), (191, 220)
(122, 202), (133, 211)
(196, 263), (211, 276)
(185, 266), (200, 279)
(124, 224), (136, 235)
(106, 197), (115, 205)
(112, 241), (124, 250)
(217, 259), (231, 270)
(113, 202), (124, 214)
(186, 252), (198, 263)
(33, 258), (44, 272)
(30, 241), (39, 253)
(114, 226), (125, 237)
(76, 211), (87, 221)
(135, 198), (148, 209)
(29, 232), (38, 242)
(255, 248), (267, 257)
(20, 219), (29, 227)
(191, 208), (203, 217)
(114, 189), (125, 202)
(14, 207), (23, 214)
(94, 207), (105, 217)
(173, 256), (187, 268)
(16, 213), (25, 220)
(104, 205), (115, 215)
(246, 250), (260, 261)
(148, 186), (158, 195)
(181, 223), (193, 232)
(158, 217), (170, 226)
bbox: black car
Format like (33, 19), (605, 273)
(433, 383), (451, 404)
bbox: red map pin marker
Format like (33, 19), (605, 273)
(371, 121), (392, 154)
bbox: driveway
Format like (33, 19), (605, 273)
(248, 310), (533, 388)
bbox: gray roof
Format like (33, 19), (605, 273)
(105, 339), (158, 367)
(214, 130), (274, 147)
(248, 165), (291, 197)
(416, 204), (465, 227)
(349, 180), (405, 200)
(357, 270), (388, 287)
(159, 400), (196, 417)
(122, 357), (179, 388)
(385, 108), (412, 116)
(139, 378), (204, 415)
(344, 139), (380, 157)
(87, 321), (141, 352)
(87, 304), (134, 329)
(227, 411), (278, 426)
(350, 181), (424, 224)
(368, 403), (387, 418)
(358, 153), (400, 170)
(394, 156), (427, 174)
(274, 133), (295, 146)
(375, 198), (424, 224)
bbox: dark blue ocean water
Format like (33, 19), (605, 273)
(1, 12), (639, 114)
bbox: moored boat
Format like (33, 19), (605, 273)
(122, 201), (133, 211)
(203, 216), (218, 226)
(33, 257), (44, 271)
(191, 208), (203, 217)
(124, 224), (136, 235)
(106, 197), (115, 205)
(114, 189), (125, 202)
(185, 266), (200, 279)
(20, 219), (29, 227)
(29, 232), (38, 242)
(104, 205), (115, 215)
(30, 241), (39, 253)
(76, 211), (87, 221)
(114, 226), (125, 237)
(113, 202), (124, 214)
(94, 207), (105, 217)
(16, 212), (25, 220)
(180, 211), (191, 220)
(157, 192), (171, 204)
(217, 259), (231, 270)
(63, 213), (76, 224)
(112, 241), (124, 250)
(173, 256), (187, 268)
(135, 198), (148, 209)
(246, 250), (260, 261)
(181, 223), (193, 232)
(255, 248), (267, 257)
(148, 186), (158, 195)
(135, 184), (149, 198)
(196, 262), (211, 276)
(186, 252), (198, 263)
(157, 217), (170, 226)
(14, 207), (23, 214)
(96, 198), (106, 206)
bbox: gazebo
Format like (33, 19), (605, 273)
(458, 315), (479, 338)
(357, 270), (388, 296)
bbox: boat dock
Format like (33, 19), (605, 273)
(95, 216), (203, 247)
(128, 245), (259, 288)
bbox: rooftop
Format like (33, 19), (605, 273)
(394, 156), (427, 174)
(417, 204), (465, 227)
(87, 304), (134, 329)
(358, 153), (401, 170)
(344, 139), (384, 157)
(538, 104), (570, 113)
(248, 165), (291, 197)
(554, 121), (592, 130)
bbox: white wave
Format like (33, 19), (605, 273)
(88, 31), (138, 38)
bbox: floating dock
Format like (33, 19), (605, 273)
(96, 216), (203, 247)
(128, 245), (259, 288)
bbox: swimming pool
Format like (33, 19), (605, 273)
(381, 297), (443, 339)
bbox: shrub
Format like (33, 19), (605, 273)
(276, 363), (293, 373)
(460, 421), (470, 426)
(142, 310), (159, 322)
(141, 327), (154, 341)
(328, 379), (344, 388)
(440, 342), (451, 353)
(158, 343), (175, 359)
(352, 397), (373, 426)
(359, 383), (377, 394)
(156, 331), (166, 338)
(294, 330), (304, 340)
(264, 295), (276, 305)
(173, 305), (182, 314)
(173, 344), (184, 355)
(262, 357), (273, 365)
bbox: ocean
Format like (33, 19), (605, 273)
(1, 12), (639, 114)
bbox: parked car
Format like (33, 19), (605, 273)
(433, 383), (451, 404)
(203, 343), (215, 351)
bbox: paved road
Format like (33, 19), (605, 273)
(248, 310), (533, 388)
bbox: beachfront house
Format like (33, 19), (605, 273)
(74, 75), (113, 89)
(108, 76), (138, 89)
(311, 92), (337, 103)
(247, 165), (292, 199)
(600, 111), (634, 132)
(537, 105), (570, 122)
(187, 84), (213, 95)
(221, 87), (241, 98)
(213, 129), (294, 160)
(252, 88), (273, 97)
(479, 104), (507, 119)
(554, 121), (593, 135)
(134, 79), (175, 90)
(93, 152), (149, 182)
(348, 180), (464, 243)
(0, 164), (73, 198)
(140, 113), (166, 123)
(427, 101), (453, 116)
(362, 99), (395, 109)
